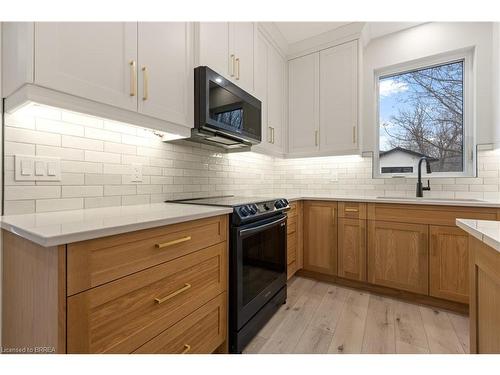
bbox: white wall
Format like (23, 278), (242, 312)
(362, 22), (494, 152)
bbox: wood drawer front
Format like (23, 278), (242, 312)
(368, 220), (428, 295)
(367, 203), (498, 226)
(287, 215), (297, 235)
(287, 231), (297, 264)
(67, 215), (227, 295)
(338, 202), (367, 219)
(67, 242), (227, 353)
(133, 293), (226, 354)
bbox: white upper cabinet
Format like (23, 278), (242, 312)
(229, 23), (255, 93)
(288, 53), (320, 154)
(196, 22), (230, 78)
(254, 30), (285, 154)
(267, 43), (285, 151)
(138, 23), (193, 127)
(319, 40), (359, 153)
(254, 32), (268, 140)
(35, 22), (138, 111)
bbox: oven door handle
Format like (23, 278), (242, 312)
(239, 216), (286, 237)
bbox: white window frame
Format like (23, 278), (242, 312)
(373, 48), (475, 179)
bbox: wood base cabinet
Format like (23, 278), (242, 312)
(287, 201), (303, 280)
(429, 225), (469, 304)
(367, 220), (429, 294)
(338, 217), (366, 281)
(469, 236), (500, 353)
(303, 201), (338, 275)
(2, 215), (229, 354)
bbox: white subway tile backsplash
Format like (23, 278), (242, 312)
(84, 127), (121, 142)
(5, 127), (61, 146)
(84, 196), (121, 209)
(37, 145), (84, 161)
(5, 107), (500, 215)
(36, 198), (84, 213)
(84, 150), (121, 164)
(62, 135), (103, 151)
(62, 185), (103, 198)
(36, 118), (84, 136)
(5, 186), (61, 200)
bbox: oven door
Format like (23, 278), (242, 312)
(231, 214), (287, 330)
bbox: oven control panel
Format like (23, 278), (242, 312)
(234, 199), (289, 223)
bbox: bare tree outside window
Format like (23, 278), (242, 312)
(378, 60), (465, 174)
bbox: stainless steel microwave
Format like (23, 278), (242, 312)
(191, 66), (262, 150)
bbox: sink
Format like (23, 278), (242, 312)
(376, 196), (484, 202)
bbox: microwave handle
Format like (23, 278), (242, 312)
(239, 216), (286, 237)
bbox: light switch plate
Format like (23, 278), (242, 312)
(15, 155), (61, 182)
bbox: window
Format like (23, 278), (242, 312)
(375, 51), (474, 178)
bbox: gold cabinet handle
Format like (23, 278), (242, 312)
(352, 126), (356, 144)
(331, 207), (336, 225)
(142, 66), (149, 101)
(154, 283), (191, 304)
(129, 60), (136, 96)
(315, 130), (319, 147)
(235, 57), (240, 80)
(181, 344), (191, 354)
(155, 236), (191, 249)
(268, 126), (272, 143)
(345, 208), (359, 212)
(230, 54), (235, 77)
(270, 126), (275, 144)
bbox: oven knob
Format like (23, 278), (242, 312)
(239, 206), (250, 217)
(249, 204), (258, 214)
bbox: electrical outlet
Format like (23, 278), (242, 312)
(131, 164), (143, 183)
(330, 171), (338, 182)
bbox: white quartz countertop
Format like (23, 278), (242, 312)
(3, 194), (500, 248)
(283, 194), (500, 208)
(456, 219), (500, 252)
(0, 203), (232, 247)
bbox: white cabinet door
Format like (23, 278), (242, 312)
(288, 53), (320, 154)
(138, 22), (193, 128)
(229, 23), (254, 93)
(197, 22), (230, 78)
(254, 32), (269, 143)
(267, 45), (285, 151)
(319, 40), (358, 153)
(35, 22), (138, 111)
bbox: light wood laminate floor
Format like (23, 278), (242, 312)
(244, 276), (469, 354)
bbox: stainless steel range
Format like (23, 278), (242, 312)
(168, 196), (289, 353)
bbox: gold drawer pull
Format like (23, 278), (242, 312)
(154, 283), (191, 304)
(181, 344), (191, 354)
(155, 236), (191, 249)
(345, 208), (359, 212)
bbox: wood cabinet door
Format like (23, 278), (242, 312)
(196, 22), (229, 78)
(288, 53), (320, 154)
(429, 225), (469, 303)
(35, 22), (138, 111)
(303, 201), (338, 275)
(229, 22), (254, 93)
(367, 220), (429, 294)
(319, 40), (358, 154)
(138, 22), (193, 127)
(338, 218), (366, 281)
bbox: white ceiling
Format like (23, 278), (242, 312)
(274, 22), (352, 44)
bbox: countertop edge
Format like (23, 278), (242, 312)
(456, 219), (500, 252)
(0, 208), (233, 247)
